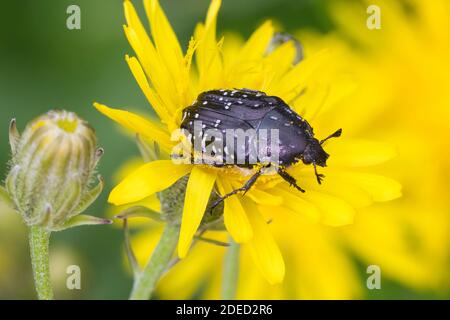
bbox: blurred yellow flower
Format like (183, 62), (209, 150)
(324, 0), (450, 292)
(119, 0), (450, 295)
(96, 0), (400, 285)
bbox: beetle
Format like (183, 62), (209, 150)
(178, 88), (342, 205)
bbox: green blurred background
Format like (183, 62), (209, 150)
(0, 0), (442, 299)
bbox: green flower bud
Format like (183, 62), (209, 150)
(6, 110), (107, 231)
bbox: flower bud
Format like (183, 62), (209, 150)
(6, 110), (106, 230)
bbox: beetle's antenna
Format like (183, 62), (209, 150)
(320, 128), (342, 145)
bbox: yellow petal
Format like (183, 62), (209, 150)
(217, 179), (253, 243)
(240, 20), (274, 62)
(326, 138), (397, 167)
(144, 0), (184, 71)
(196, 0), (223, 90)
(245, 187), (283, 206)
(123, 1), (178, 114)
(268, 49), (329, 102)
(262, 40), (297, 91)
(144, 0), (186, 111)
(109, 160), (191, 205)
(227, 20), (274, 88)
(300, 175), (373, 209)
(93, 102), (172, 150)
(125, 55), (172, 126)
(300, 190), (356, 226)
(334, 171), (402, 202)
(178, 167), (217, 258)
(271, 186), (321, 223)
(242, 199), (285, 284)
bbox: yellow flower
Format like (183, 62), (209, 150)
(323, 0), (450, 291)
(95, 0), (400, 284)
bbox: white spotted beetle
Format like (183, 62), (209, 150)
(179, 88), (342, 206)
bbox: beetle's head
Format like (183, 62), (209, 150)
(302, 128), (342, 167)
(303, 140), (329, 167)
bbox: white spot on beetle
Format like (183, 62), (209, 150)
(270, 116), (278, 121)
(194, 113), (199, 119)
(202, 101), (208, 105)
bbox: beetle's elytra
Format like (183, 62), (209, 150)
(179, 88), (342, 203)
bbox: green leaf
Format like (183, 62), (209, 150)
(74, 175), (104, 215)
(114, 205), (163, 222)
(122, 218), (140, 276)
(9, 118), (20, 155)
(53, 214), (112, 231)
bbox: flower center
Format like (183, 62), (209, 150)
(57, 118), (78, 133)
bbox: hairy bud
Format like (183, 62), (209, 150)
(6, 110), (108, 230)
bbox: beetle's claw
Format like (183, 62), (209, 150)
(316, 173), (325, 185)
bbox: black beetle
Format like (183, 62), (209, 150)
(179, 88), (342, 204)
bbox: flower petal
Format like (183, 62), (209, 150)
(196, 0), (223, 90)
(334, 171), (402, 202)
(125, 55), (172, 126)
(300, 175), (373, 209)
(242, 199), (285, 284)
(326, 139), (397, 167)
(245, 187), (283, 206)
(109, 160), (191, 205)
(178, 167), (217, 258)
(241, 21), (274, 60)
(271, 186), (321, 223)
(301, 190), (356, 226)
(217, 179), (253, 243)
(93, 103), (172, 150)
(268, 49), (329, 102)
(123, 1), (178, 115)
(228, 20), (274, 88)
(144, 0), (187, 111)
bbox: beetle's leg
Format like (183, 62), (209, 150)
(210, 167), (265, 210)
(313, 163), (325, 185)
(277, 168), (305, 193)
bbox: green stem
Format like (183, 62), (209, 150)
(129, 223), (179, 300)
(29, 226), (53, 300)
(221, 238), (240, 300)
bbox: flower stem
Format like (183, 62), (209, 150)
(29, 226), (53, 300)
(129, 223), (179, 300)
(221, 238), (240, 300)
